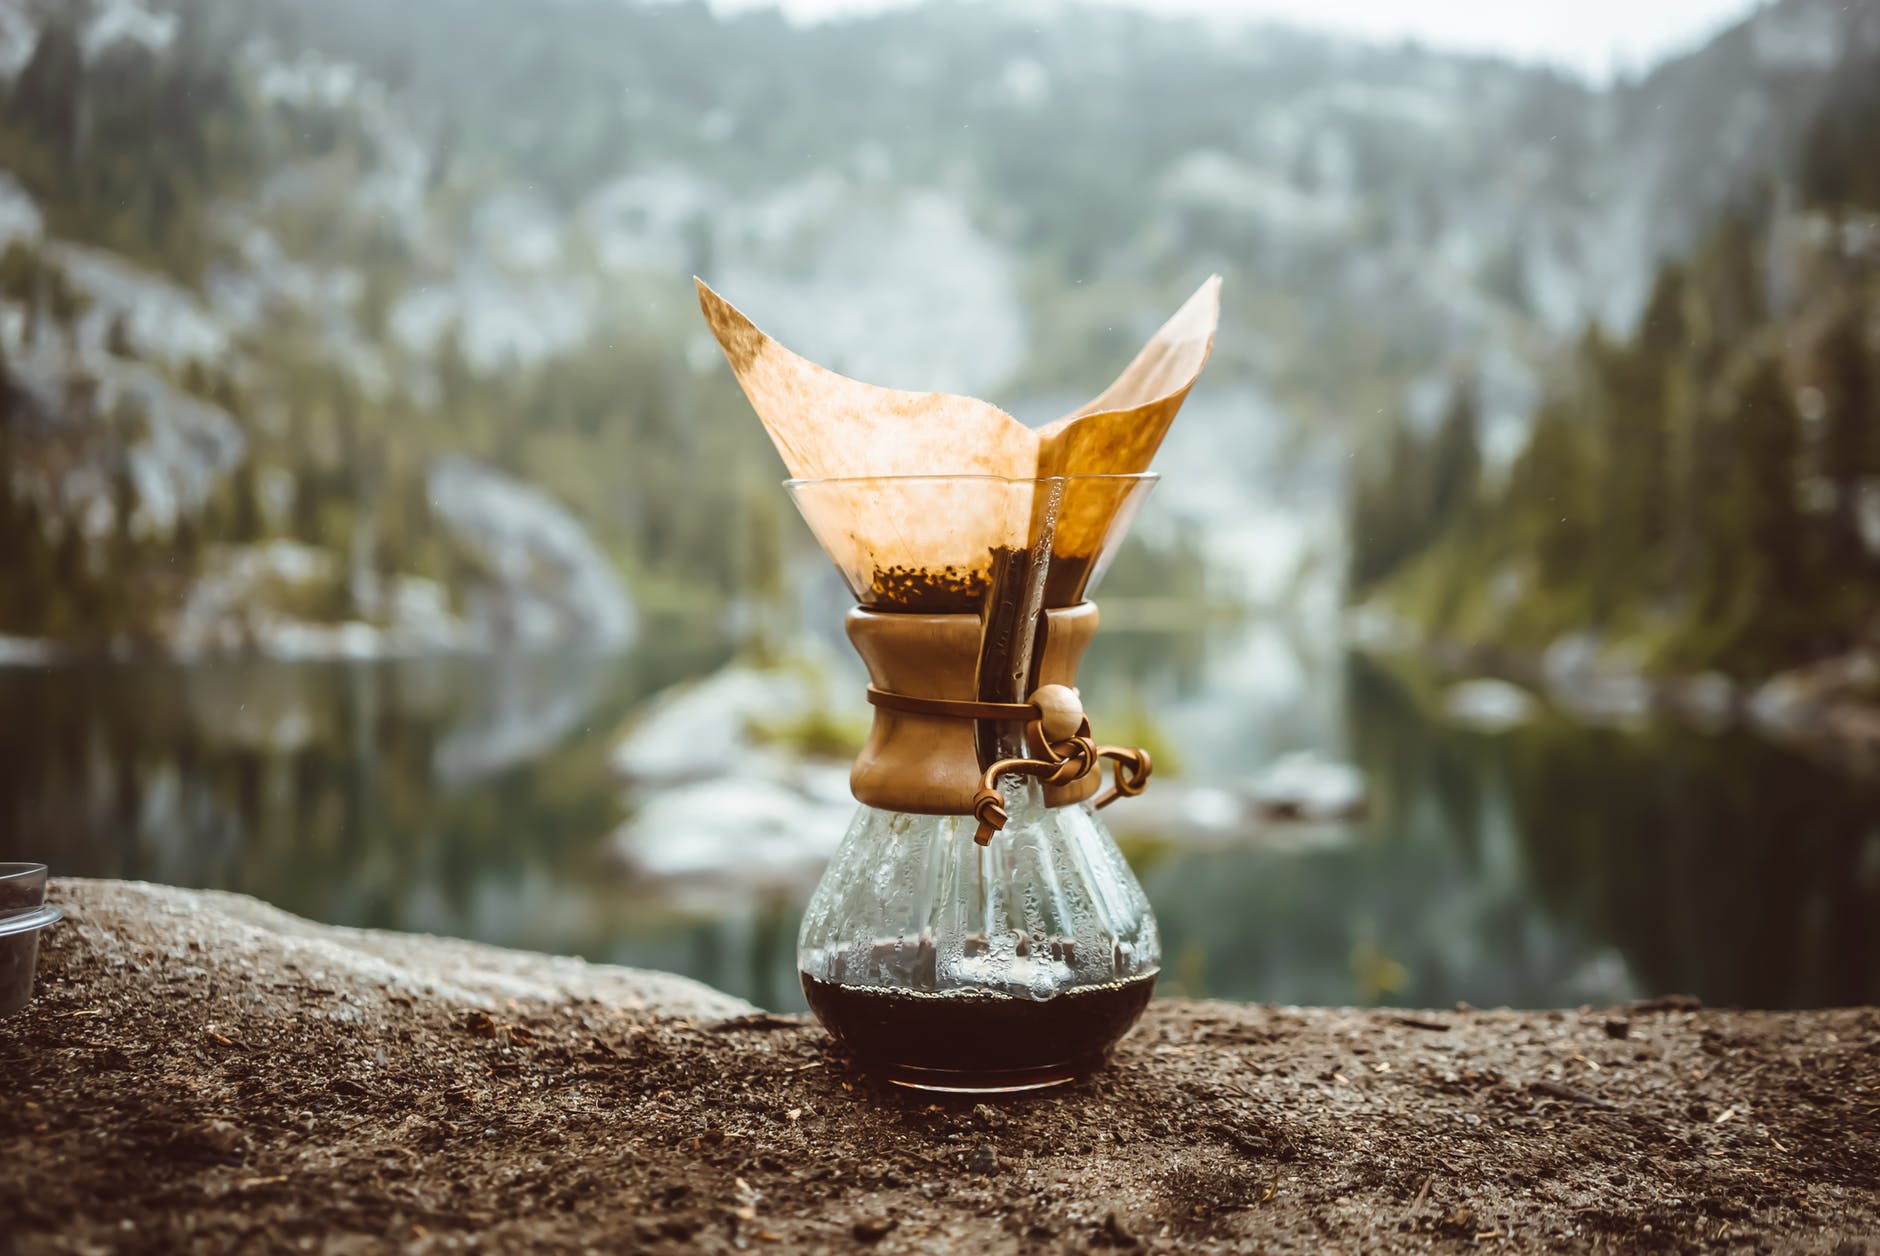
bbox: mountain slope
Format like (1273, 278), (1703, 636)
(0, 0), (1871, 649)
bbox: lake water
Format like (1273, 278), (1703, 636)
(4, 616), (1876, 1012)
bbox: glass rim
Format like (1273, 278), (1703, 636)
(0, 863), (47, 882)
(784, 472), (1160, 489)
(0, 904), (59, 938)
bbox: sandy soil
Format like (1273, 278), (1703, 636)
(2, 880), (1875, 1254)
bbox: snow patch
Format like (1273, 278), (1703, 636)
(46, 241), (229, 368)
(1444, 678), (1539, 733)
(82, 0), (176, 60)
(425, 456), (636, 649)
(0, 173), (42, 250)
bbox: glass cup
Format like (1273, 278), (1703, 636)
(1, 863), (61, 1017)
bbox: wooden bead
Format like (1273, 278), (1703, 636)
(1030, 684), (1086, 743)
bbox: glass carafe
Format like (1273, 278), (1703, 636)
(788, 474), (1162, 1092)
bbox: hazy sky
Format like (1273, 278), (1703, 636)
(707, 0), (1764, 80)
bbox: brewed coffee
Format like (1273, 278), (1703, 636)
(802, 939), (1155, 1090)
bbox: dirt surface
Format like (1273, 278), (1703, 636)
(3, 881), (1876, 1254)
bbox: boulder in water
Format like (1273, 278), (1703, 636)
(607, 765), (854, 900)
(609, 665), (822, 786)
(1443, 678), (1539, 732)
(1247, 751), (1367, 821)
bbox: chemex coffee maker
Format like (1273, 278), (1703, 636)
(698, 277), (1220, 1092)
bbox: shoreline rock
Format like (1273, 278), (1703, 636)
(1442, 677), (1538, 733)
(1245, 751), (1368, 821)
(1357, 616), (1880, 774)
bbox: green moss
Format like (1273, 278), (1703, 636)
(1086, 700), (1185, 780)
(1111, 830), (1176, 878)
(254, 563), (354, 625)
(745, 707), (869, 761)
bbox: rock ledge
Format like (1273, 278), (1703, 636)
(3, 880), (1875, 1253)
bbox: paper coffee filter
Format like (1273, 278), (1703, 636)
(696, 275), (1220, 605)
(694, 281), (1037, 480)
(1037, 276), (1220, 570)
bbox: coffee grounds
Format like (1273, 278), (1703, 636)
(864, 564), (987, 613)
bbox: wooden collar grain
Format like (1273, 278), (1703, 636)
(846, 603), (1151, 835)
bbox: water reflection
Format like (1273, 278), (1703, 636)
(1490, 694), (1880, 1010)
(1, 629), (1874, 1011)
(0, 641), (736, 955)
(1142, 655), (1879, 1009)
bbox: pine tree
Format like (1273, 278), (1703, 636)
(1508, 397), (1596, 592)
(1590, 269), (1681, 615)
(1817, 302), (1877, 573)
(291, 467), (324, 544)
(9, 11), (87, 166)
(106, 313), (135, 359)
(227, 459), (264, 543)
(1346, 414), (1438, 593)
(0, 346), (19, 626)
(107, 460), (141, 635)
(1692, 216), (1765, 352)
(170, 512), (204, 585)
(1800, 51), (1880, 211)
(436, 323), (474, 414)
(1732, 357), (1806, 604)
(1428, 380), (1482, 524)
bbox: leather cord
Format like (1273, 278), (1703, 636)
(864, 688), (1038, 721)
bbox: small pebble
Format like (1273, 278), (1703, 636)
(968, 1143), (999, 1174)
(852, 1218), (898, 1243)
(1096, 1212), (1139, 1249)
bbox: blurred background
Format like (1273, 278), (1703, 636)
(0, 0), (1876, 1012)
